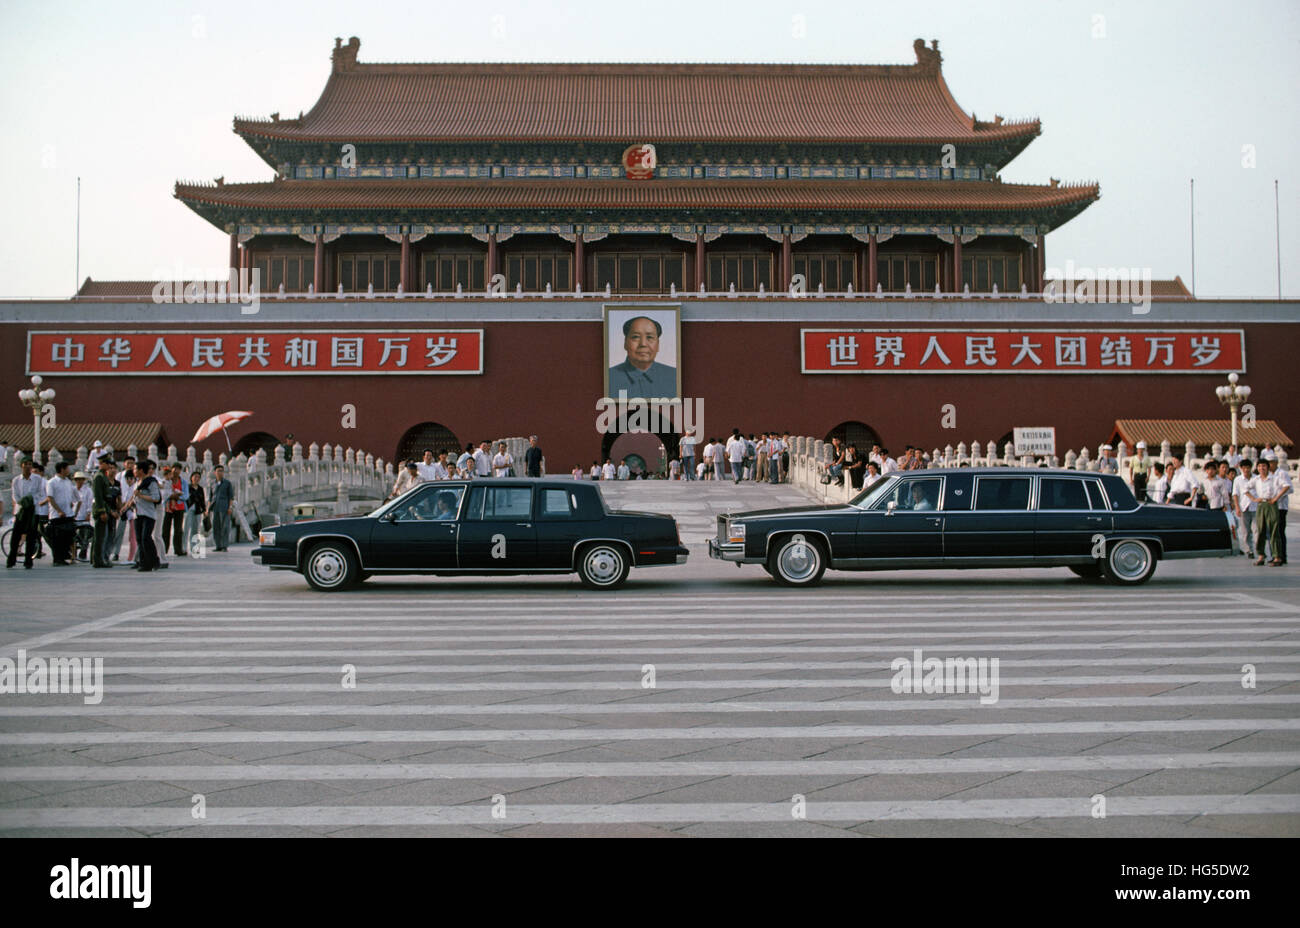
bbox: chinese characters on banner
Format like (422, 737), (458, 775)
(802, 329), (1245, 374)
(27, 330), (484, 375)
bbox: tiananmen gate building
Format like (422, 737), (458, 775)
(3, 37), (1295, 471)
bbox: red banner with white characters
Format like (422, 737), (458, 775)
(26, 330), (484, 375)
(801, 329), (1245, 374)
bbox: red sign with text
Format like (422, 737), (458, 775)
(27, 329), (484, 376)
(801, 329), (1245, 374)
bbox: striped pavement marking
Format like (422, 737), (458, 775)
(3, 694), (1300, 717)
(4, 718), (1299, 745)
(20, 655), (1300, 675)
(2, 589), (1296, 836)
(2, 674), (1295, 694)
(2, 795), (1298, 828)
(1, 752), (1296, 782)
(33, 644), (1299, 658)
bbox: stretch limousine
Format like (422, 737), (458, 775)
(709, 467), (1232, 586)
(254, 479), (688, 591)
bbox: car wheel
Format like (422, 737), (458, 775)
(1069, 564), (1103, 580)
(303, 541), (359, 592)
(767, 534), (826, 587)
(577, 543), (630, 590)
(1101, 539), (1156, 585)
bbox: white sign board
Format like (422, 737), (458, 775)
(1013, 427), (1056, 457)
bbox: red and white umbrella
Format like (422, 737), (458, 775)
(191, 411), (252, 452)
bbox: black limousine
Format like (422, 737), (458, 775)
(254, 479), (688, 591)
(709, 468), (1232, 586)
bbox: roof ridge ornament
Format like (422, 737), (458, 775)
(333, 36), (361, 73)
(913, 38), (942, 74)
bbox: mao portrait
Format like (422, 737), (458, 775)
(604, 306), (680, 400)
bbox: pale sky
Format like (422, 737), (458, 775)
(1, 0), (1296, 298)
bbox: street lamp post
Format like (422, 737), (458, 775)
(1215, 372), (1251, 449)
(17, 374), (56, 464)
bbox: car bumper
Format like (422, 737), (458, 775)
(252, 546), (296, 568)
(636, 545), (690, 567)
(708, 539), (752, 562)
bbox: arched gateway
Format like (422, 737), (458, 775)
(394, 422), (461, 466)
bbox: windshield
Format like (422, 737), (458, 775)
(849, 475), (897, 510)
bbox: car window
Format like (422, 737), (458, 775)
(538, 488), (575, 520)
(1039, 478), (1090, 511)
(872, 476), (942, 511)
(1085, 480), (1109, 511)
(465, 486), (532, 521)
(393, 485), (465, 522)
(974, 477), (1031, 510)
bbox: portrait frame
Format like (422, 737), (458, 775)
(602, 304), (682, 401)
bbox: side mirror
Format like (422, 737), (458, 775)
(385, 510), (399, 522)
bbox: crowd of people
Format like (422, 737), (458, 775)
(5, 446), (236, 572)
(387, 437), (547, 498)
(1132, 445), (1290, 566)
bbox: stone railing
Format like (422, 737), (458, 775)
(786, 437), (1296, 505)
(1, 440), (392, 537)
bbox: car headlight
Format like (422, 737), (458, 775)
(727, 522), (746, 544)
(258, 531), (276, 546)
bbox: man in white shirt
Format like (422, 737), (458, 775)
(7, 458), (46, 568)
(474, 442), (493, 478)
(1167, 456), (1198, 505)
(1148, 461), (1169, 504)
(766, 434), (786, 484)
(456, 445), (474, 477)
(679, 430), (698, 482)
(72, 471), (94, 562)
(1269, 455), (1291, 565)
(601, 459), (616, 481)
(433, 451), (451, 481)
(1233, 460), (1257, 557)
(416, 450), (440, 482)
(726, 430), (747, 484)
(617, 459), (631, 481)
(881, 448), (899, 475)
(43, 461), (79, 565)
(1247, 459), (1279, 565)
(86, 440), (104, 472)
(1225, 445), (1243, 469)
(492, 443), (514, 478)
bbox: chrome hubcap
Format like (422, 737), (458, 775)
(585, 547), (621, 584)
(310, 549), (346, 586)
(1110, 541), (1149, 580)
(778, 539), (818, 581)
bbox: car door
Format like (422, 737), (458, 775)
(855, 475), (945, 560)
(1035, 476), (1111, 558)
(368, 484), (464, 570)
(943, 475), (1035, 558)
(535, 485), (597, 568)
(457, 484), (538, 569)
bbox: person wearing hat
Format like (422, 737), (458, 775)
(1097, 444), (1118, 475)
(390, 460), (419, 499)
(86, 439), (104, 472)
(71, 471), (94, 562)
(1129, 441), (1150, 501)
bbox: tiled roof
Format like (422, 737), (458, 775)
(174, 178), (1099, 213)
(1112, 419), (1293, 450)
(76, 279), (224, 298)
(232, 40), (1040, 145)
(0, 423), (167, 460)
